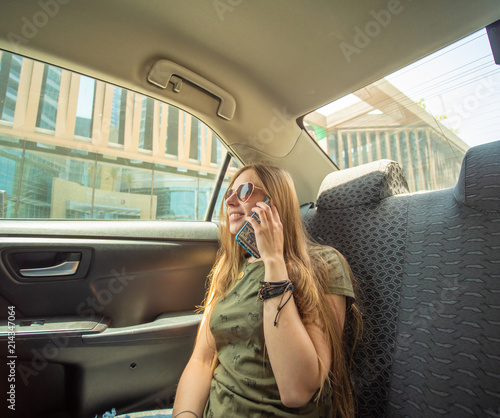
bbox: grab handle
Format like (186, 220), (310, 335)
(148, 59), (236, 120)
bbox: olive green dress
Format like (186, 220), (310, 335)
(204, 247), (355, 418)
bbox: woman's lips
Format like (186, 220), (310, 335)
(229, 212), (245, 222)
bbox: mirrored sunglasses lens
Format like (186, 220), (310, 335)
(237, 183), (254, 202)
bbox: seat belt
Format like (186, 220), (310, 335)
(300, 201), (314, 218)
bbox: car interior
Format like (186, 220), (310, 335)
(0, 1), (499, 417)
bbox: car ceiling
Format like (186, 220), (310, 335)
(0, 0), (499, 201)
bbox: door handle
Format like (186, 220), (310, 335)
(18, 252), (82, 278)
(4, 249), (91, 281)
(20, 260), (80, 277)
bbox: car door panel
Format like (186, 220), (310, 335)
(0, 220), (218, 417)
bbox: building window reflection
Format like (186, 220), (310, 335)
(0, 52), (22, 123)
(109, 86), (127, 145)
(139, 96), (154, 151)
(36, 65), (62, 131)
(0, 49), (233, 221)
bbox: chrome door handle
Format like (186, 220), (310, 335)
(20, 260), (80, 277)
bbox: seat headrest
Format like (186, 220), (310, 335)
(454, 140), (500, 212)
(317, 160), (409, 210)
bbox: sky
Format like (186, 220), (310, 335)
(317, 29), (500, 148)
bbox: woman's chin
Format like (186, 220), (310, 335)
(229, 226), (240, 236)
(230, 221), (248, 236)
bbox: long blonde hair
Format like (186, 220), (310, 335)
(201, 164), (362, 417)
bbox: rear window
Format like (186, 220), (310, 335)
(305, 28), (499, 192)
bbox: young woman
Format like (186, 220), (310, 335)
(172, 164), (362, 418)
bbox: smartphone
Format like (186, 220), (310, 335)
(235, 195), (271, 259)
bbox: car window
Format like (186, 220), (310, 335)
(304, 28), (499, 192)
(0, 50), (237, 220)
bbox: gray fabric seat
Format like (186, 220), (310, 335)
(305, 141), (500, 417)
(387, 141), (500, 417)
(306, 159), (411, 416)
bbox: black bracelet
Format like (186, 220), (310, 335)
(257, 280), (295, 326)
(273, 283), (294, 326)
(257, 280), (292, 301)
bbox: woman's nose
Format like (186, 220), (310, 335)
(225, 191), (238, 206)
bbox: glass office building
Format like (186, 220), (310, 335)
(0, 50), (228, 220)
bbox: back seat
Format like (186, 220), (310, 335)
(305, 140), (500, 417)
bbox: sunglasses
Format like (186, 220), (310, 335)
(224, 182), (264, 203)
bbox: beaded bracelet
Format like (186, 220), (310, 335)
(257, 280), (295, 326)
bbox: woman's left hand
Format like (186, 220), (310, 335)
(245, 199), (284, 264)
